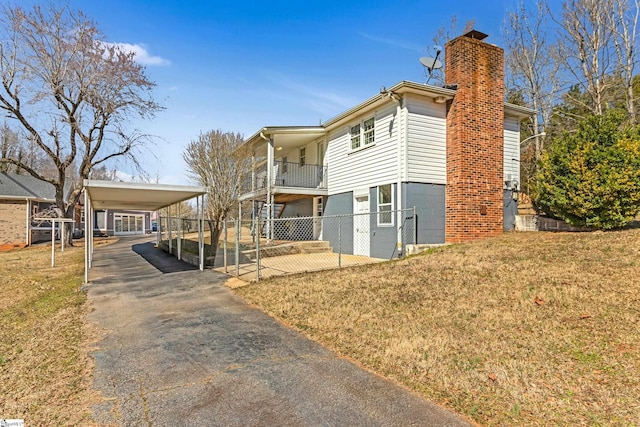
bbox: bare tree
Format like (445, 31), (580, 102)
(428, 16), (476, 85)
(0, 123), (20, 173)
(609, 0), (639, 123)
(182, 130), (250, 264)
(0, 4), (162, 243)
(504, 1), (561, 160)
(554, 0), (616, 116)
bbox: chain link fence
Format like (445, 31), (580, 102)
(158, 208), (417, 281)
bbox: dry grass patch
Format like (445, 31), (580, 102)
(0, 244), (101, 426)
(238, 230), (640, 426)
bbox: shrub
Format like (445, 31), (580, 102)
(532, 111), (640, 229)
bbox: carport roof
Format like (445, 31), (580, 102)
(83, 179), (207, 211)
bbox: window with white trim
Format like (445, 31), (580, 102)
(377, 184), (393, 226)
(350, 124), (361, 150)
(350, 117), (375, 151)
(364, 118), (375, 145)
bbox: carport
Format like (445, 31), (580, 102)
(83, 179), (207, 283)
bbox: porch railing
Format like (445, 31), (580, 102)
(243, 160), (327, 192)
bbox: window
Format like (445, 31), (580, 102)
(300, 147), (306, 167)
(350, 124), (361, 149)
(282, 156), (288, 173)
(364, 118), (375, 145)
(378, 184), (393, 226)
(350, 117), (375, 151)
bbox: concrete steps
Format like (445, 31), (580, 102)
(243, 240), (332, 260)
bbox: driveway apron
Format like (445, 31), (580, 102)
(87, 236), (471, 426)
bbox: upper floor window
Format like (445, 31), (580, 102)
(378, 184), (393, 226)
(282, 156), (288, 173)
(350, 124), (361, 150)
(364, 118), (375, 145)
(300, 147), (306, 167)
(350, 117), (375, 151)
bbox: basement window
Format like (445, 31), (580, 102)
(377, 184), (393, 226)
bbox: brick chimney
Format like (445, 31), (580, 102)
(444, 30), (505, 243)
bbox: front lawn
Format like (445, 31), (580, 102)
(0, 244), (99, 426)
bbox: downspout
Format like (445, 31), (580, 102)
(385, 90), (404, 257)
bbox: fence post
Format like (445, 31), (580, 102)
(338, 215), (342, 268)
(235, 219), (240, 277)
(255, 216), (261, 281)
(413, 206), (418, 245)
(223, 219), (228, 273)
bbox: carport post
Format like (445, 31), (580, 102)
(168, 205), (173, 255)
(177, 202), (182, 261)
(84, 189), (89, 283)
(88, 197), (94, 267)
(201, 195), (205, 270)
(156, 210), (160, 246)
(197, 195), (204, 271)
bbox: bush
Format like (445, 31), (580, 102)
(532, 111), (640, 229)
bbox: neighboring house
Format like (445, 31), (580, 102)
(74, 199), (152, 236)
(0, 172), (69, 250)
(238, 30), (534, 258)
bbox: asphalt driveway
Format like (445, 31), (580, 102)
(87, 236), (471, 426)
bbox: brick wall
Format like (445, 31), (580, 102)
(445, 34), (505, 243)
(0, 199), (27, 250)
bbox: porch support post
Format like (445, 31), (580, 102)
(266, 137), (274, 243)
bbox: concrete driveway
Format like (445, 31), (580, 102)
(87, 236), (471, 426)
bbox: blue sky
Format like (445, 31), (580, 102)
(19, 0), (518, 185)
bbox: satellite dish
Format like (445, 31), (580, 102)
(420, 56), (443, 71)
(420, 45), (444, 84)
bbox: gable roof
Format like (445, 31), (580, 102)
(0, 172), (60, 201)
(242, 80), (535, 152)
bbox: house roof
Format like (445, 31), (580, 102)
(0, 172), (60, 201)
(241, 80), (535, 154)
(83, 180), (207, 211)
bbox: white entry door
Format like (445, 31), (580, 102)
(354, 195), (370, 256)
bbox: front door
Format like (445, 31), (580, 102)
(354, 195), (370, 256)
(313, 196), (323, 239)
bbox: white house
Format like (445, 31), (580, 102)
(238, 30), (533, 258)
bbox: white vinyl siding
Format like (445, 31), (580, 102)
(405, 95), (447, 184)
(326, 104), (398, 195)
(504, 117), (521, 184)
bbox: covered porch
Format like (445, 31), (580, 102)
(238, 127), (328, 226)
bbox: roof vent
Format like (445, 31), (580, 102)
(462, 29), (488, 41)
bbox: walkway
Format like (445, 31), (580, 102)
(87, 236), (471, 426)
